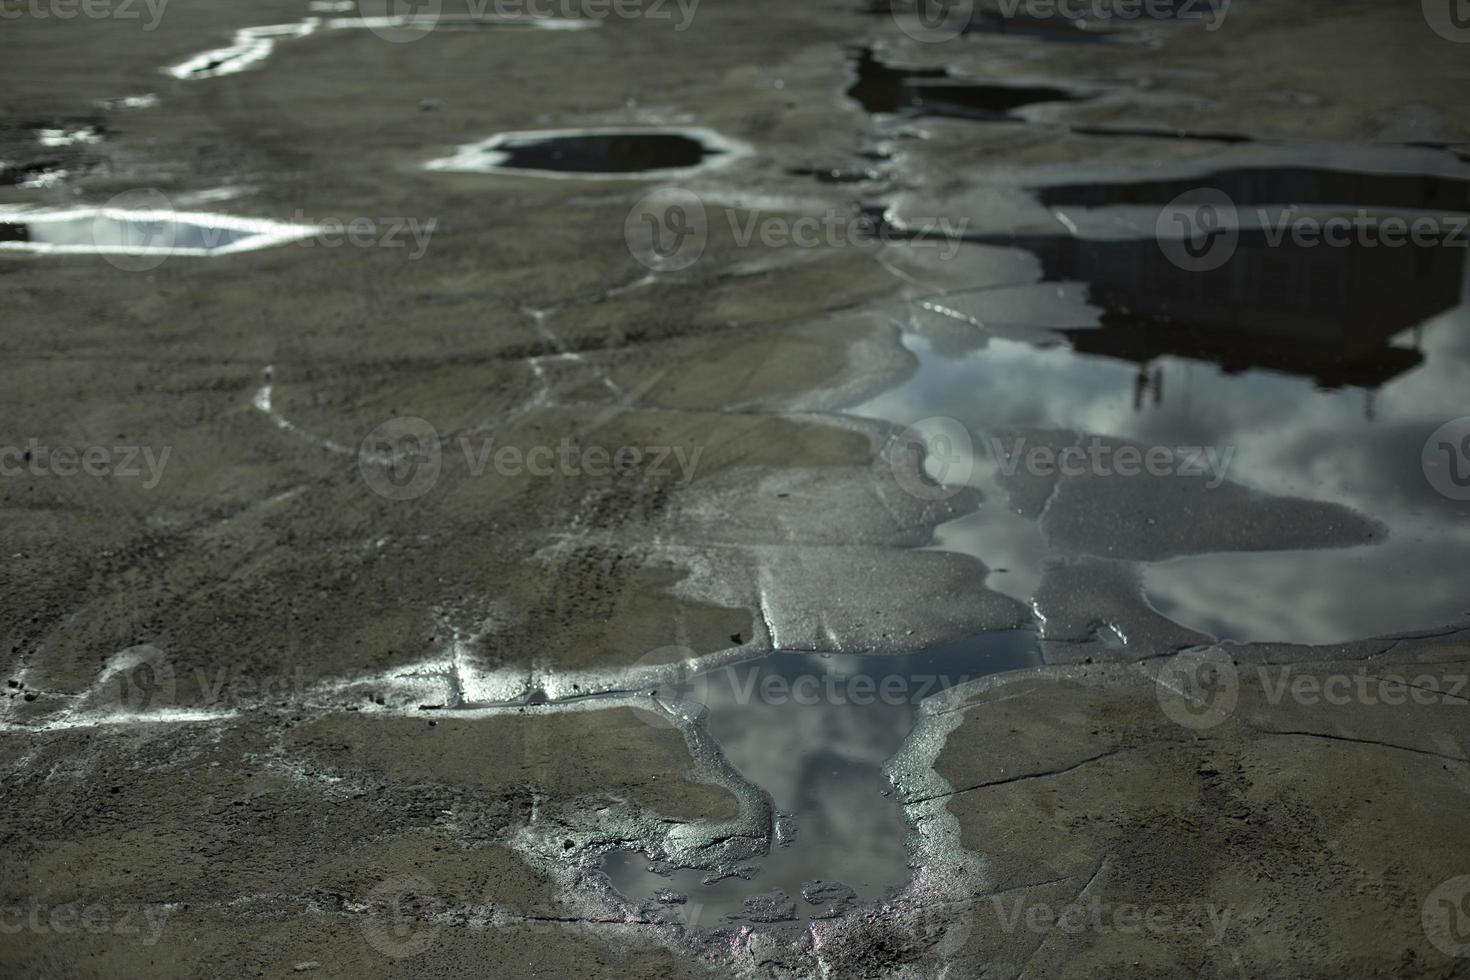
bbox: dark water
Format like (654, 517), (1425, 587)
(990, 231), (1465, 388)
(1035, 167), (1470, 211)
(847, 47), (1080, 121)
(602, 630), (1039, 927)
(490, 132), (715, 174)
(857, 166), (1470, 644)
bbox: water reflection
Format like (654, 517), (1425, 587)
(856, 291), (1470, 644)
(0, 206), (318, 258)
(858, 165), (1470, 644)
(602, 630), (1039, 927)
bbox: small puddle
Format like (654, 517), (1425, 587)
(167, 15), (593, 79)
(425, 127), (748, 179)
(847, 47), (1082, 122)
(0, 206), (318, 259)
(602, 629), (1039, 928)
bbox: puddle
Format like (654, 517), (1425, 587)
(990, 231), (1466, 388)
(857, 168), (1470, 644)
(847, 47), (1082, 122)
(0, 206), (319, 259)
(602, 629), (1039, 927)
(166, 14), (593, 79)
(425, 127), (749, 179)
(1035, 166), (1470, 212)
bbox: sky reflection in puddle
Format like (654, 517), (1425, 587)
(602, 630), (1039, 927)
(855, 250), (1470, 643)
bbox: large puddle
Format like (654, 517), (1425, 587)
(860, 165), (1470, 644)
(602, 629), (1039, 927)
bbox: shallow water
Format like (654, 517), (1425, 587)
(0, 207), (317, 258)
(858, 171), (1470, 643)
(602, 630), (1039, 927)
(424, 127), (740, 178)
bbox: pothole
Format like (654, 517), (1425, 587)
(601, 629), (1039, 929)
(424, 127), (750, 179)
